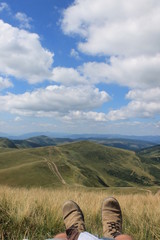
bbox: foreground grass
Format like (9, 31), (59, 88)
(0, 186), (159, 240)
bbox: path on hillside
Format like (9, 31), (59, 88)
(44, 147), (66, 185)
(0, 160), (43, 173)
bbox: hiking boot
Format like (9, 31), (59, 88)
(102, 197), (122, 238)
(63, 200), (86, 236)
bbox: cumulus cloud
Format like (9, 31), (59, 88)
(64, 111), (108, 122)
(70, 48), (80, 59)
(51, 54), (160, 89)
(0, 20), (54, 84)
(61, 0), (160, 122)
(0, 2), (10, 12)
(15, 12), (32, 29)
(107, 88), (160, 120)
(0, 85), (110, 116)
(52, 67), (86, 85)
(62, 0), (160, 57)
(80, 54), (160, 89)
(0, 76), (13, 90)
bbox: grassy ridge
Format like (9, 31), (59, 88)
(91, 138), (155, 151)
(0, 138), (17, 149)
(0, 141), (160, 188)
(0, 186), (159, 240)
(0, 136), (73, 149)
(0, 135), (156, 150)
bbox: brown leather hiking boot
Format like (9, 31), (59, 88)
(63, 200), (86, 238)
(102, 197), (122, 238)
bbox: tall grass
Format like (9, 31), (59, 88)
(0, 186), (159, 240)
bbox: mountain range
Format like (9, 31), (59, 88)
(1, 132), (160, 144)
(0, 135), (157, 151)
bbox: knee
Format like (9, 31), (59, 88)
(115, 234), (133, 240)
(54, 232), (67, 239)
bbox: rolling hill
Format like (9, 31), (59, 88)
(0, 141), (159, 188)
(89, 138), (155, 151)
(0, 135), (156, 151)
(0, 138), (17, 149)
(0, 136), (73, 149)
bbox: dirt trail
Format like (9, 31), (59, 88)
(44, 147), (66, 185)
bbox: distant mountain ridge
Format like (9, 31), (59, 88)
(0, 136), (73, 149)
(0, 138), (17, 149)
(0, 135), (156, 151)
(0, 132), (160, 144)
(0, 135), (158, 151)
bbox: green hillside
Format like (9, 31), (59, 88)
(0, 135), (156, 151)
(91, 138), (155, 151)
(0, 136), (73, 149)
(0, 141), (159, 188)
(0, 138), (17, 149)
(137, 145), (160, 185)
(27, 135), (73, 146)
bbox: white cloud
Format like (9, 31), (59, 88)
(107, 88), (160, 120)
(0, 85), (110, 116)
(64, 111), (108, 122)
(15, 12), (32, 30)
(62, 0), (160, 57)
(14, 116), (22, 122)
(0, 76), (13, 90)
(70, 48), (80, 59)
(52, 67), (86, 85)
(155, 121), (160, 128)
(0, 2), (10, 12)
(80, 54), (160, 89)
(51, 54), (160, 89)
(61, 0), (160, 123)
(126, 88), (160, 102)
(0, 20), (54, 84)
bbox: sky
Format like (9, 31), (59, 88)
(0, 0), (160, 136)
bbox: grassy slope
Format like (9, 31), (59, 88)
(0, 138), (17, 148)
(0, 147), (64, 188)
(138, 145), (160, 185)
(27, 135), (73, 146)
(59, 141), (153, 186)
(0, 136), (73, 149)
(0, 141), (159, 188)
(91, 138), (155, 151)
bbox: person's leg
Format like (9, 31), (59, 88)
(57, 199), (133, 240)
(115, 235), (133, 240)
(62, 200), (86, 240)
(102, 197), (133, 240)
(54, 232), (67, 239)
(102, 197), (122, 238)
(53, 232), (133, 240)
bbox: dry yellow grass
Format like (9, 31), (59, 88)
(0, 185), (159, 239)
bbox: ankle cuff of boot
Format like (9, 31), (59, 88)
(66, 226), (80, 240)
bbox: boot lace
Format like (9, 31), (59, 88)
(107, 220), (121, 237)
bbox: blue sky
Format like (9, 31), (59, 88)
(0, 0), (160, 136)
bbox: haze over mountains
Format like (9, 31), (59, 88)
(1, 132), (160, 144)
